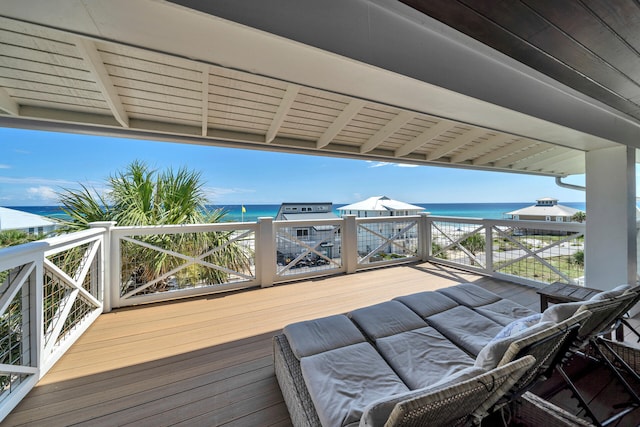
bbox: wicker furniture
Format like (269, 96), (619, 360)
(274, 283), (597, 427)
(554, 285), (640, 426)
(274, 332), (536, 427)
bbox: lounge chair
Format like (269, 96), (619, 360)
(551, 285), (640, 426)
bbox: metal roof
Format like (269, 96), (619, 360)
(338, 196), (424, 212)
(0, 207), (58, 231)
(505, 204), (582, 218)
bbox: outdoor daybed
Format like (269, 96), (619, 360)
(274, 282), (637, 427)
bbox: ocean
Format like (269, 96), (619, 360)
(7, 202), (587, 223)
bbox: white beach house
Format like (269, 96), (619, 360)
(505, 198), (583, 222)
(338, 196), (424, 256)
(337, 196), (424, 218)
(0, 207), (59, 235)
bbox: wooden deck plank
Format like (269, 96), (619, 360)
(4, 262), (638, 426)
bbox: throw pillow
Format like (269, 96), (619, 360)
(475, 321), (553, 370)
(492, 313), (543, 341)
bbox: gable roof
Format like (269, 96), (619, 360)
(338, 196), (424, 212)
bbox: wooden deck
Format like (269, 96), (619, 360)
(5, 263), (640, 426)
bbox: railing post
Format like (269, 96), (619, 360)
(257, 217), (276, 287)
(418, 212), (431, 261)
(32, 249), (44, 378)
(343, 215), (358, 274)
(484, 220), (493, 275)
(90, 221), (116, 313)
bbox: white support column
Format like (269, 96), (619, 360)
(257, 217), (276, 287)
(585, 146), (637, 290)
(342, 215), (358, 274)
(418, 212), (431, 261)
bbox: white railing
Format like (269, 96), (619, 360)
(426, 216), (585, 287)
(0, 213), (586, 420)
(0, 226), (105, 421)
(110, 222), (259, 307)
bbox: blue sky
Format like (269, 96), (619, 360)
(0, 127), (588, 206)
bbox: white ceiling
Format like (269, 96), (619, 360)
(0, 0), (630, 177)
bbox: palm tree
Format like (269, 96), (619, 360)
(571, 211), (586, 223)
(58, 161), (252, 293)
(0, 230), (41, 248)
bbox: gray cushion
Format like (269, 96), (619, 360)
(394, 291), (459, 318)
(589, 284), (632, 301)
(376, 326), (475, 389)
(427, 306), (503, 355)
(300, 342), (409, 427)
(437, 283), (502, 307)
(475, 299), (538, 326)
(283, 314), (365, 359)
(349, 300), (427, 341)
(474, 321), (554, 369)
(540, 301), (585, 323)
(359, 366), (487, 427)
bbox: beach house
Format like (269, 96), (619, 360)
(0, 207), (59, 235)
(505, 198), (583, 222)
(337, 196), (424, 218)
(338, 196), (424, 257)
(274, 202), (340, 265)
(1, 1), (640, 425)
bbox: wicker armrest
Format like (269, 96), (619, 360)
(384, 355), (535, 427)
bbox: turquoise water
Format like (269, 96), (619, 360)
(7, 202), (587, 223)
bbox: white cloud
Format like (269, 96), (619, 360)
(203, 186), (255, 201)
(26, 186), (59, 202)
(366, 161), (418, 168)
(367, 161), (390, 168)
(0, 176), (76, 186)
(0, 164), (10, 169)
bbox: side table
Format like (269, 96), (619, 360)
(537, 282), (601, 311)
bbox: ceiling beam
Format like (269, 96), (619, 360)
(201, 67), (210, 137)
(360, 111), (414, 154)
(472, 139), (533, 165)
(75, 38), (129, 128)
(426, 128), (486, 161)
(266, 84), (300, 143)
(493, 144), (553, 168)
(545, 155), (585, 176)
(520, 150), (581, 172)
(450, 133), (513, 163)
(317, 99), (365, 148)
(394, 119), (455, 157)
(0, 87), (19, 116)
(511, 147), (569, 169)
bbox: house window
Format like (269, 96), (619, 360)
(296, 229), (309, 238)
(545, 216), (551, 221)
(556, 216), (564, 222)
